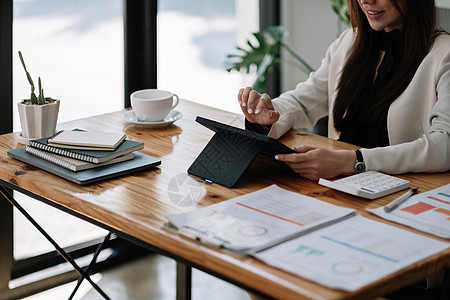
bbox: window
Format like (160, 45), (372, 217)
(13, 0), (124, 132)
(157, 0), (259, 114)
(12, 0), (123, 260)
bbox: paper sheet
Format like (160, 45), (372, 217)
(166, 185), (355, 253)
(254, 215), (449, 291)
(368, 184), (450, 239)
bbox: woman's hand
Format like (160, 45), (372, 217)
(238, 87), (279, 125)
(275, 146), (356, 180)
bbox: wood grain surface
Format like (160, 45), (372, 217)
(0, 99), (448, 299)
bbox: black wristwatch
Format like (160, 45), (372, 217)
(354, 149), (366, 173)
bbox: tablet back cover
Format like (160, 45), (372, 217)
(188, 129), (261, 187)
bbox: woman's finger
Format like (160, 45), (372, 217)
(240, 86), (253, 107)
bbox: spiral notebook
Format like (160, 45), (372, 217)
(29, 136), (144, 163)
(24, 145), (135, 172)
(7, 147), (161, 185)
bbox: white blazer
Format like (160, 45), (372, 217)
(269, 28), (450, 174)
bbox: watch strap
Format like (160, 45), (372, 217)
(354, 149), (366, 173)
(354, 149), (363, 163)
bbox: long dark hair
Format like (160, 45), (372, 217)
(333, 0), (439, 128)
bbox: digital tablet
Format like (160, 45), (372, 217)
(195, 116), (294, 157)
(188, 116), (294, 187)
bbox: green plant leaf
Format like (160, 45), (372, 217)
(330, 0), (350, 25)
(18, 51), (28, 72)
(225, 26), (290, 92)
(225, 25), (314, 92)
(19, 51), (35, 88)
(38, 77), (45, 105)
(31, 93), (38, 105)
(226, 36), (270, 74)
(19, 51), (46, 105)
(252, 53), (276, 92)
(30, 84), (38, 104)
(225, 1), (348, 92)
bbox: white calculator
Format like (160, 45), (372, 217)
(318, 171), (410, 199)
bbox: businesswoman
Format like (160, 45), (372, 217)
(238, 0), (450, 180)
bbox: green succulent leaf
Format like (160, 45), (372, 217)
(19, 51), (46, 105)
(18, 51), (28, 72)
(19, 51), (35, 88)
(38, 77), (45, 105)
(26, 73), (35, 88)
(31, 93), (38, 105)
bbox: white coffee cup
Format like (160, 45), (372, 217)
(131, 89), (179, 122)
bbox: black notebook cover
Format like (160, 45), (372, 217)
(8, 147), (161, 185)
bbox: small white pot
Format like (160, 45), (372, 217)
(18, 98), (60, 139)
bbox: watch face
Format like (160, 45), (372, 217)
(355, 162), (366, 173)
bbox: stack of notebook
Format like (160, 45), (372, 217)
(8, 129), (161, 184)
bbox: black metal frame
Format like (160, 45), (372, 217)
(0, 179), (272, 300)
(123, 0), (158, 108)
(0, 188), (13, 295)
(0, 186), (111, 300)
(0, 0), (13, 135)
(259, 0), (281, 98)
(12, 236), (112, 279)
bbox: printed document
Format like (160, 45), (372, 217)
(166, 185), (449, 291)
(254, 215), (449, 291)
(166, 185), (355, 253)
(368, 184), (450, 239)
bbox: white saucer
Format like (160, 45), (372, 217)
(121, 110), (182, 128)
(15, 132), (53, 145)
(15, 132), (33, 145)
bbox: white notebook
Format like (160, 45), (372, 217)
(49, 130), (127, 151)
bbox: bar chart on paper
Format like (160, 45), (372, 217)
(254, 215), (449, 291)
(368, 184), (450, 238)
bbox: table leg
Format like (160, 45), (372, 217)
(68, 232), (112, 299)
(176, 261), (192, 300)
(0, 187), (13, 293)
(0, 186), (110, 300)
(442, 268), (449, 300)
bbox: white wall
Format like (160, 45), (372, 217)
(280, 0), (450, 93)
(280, 0), (347, 92)
(437, 0), (450, 9)
(438, 6), (450, 32)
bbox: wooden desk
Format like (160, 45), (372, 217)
(0, 99), (449, 299)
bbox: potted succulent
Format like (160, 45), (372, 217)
(17, 51), (60, 140)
